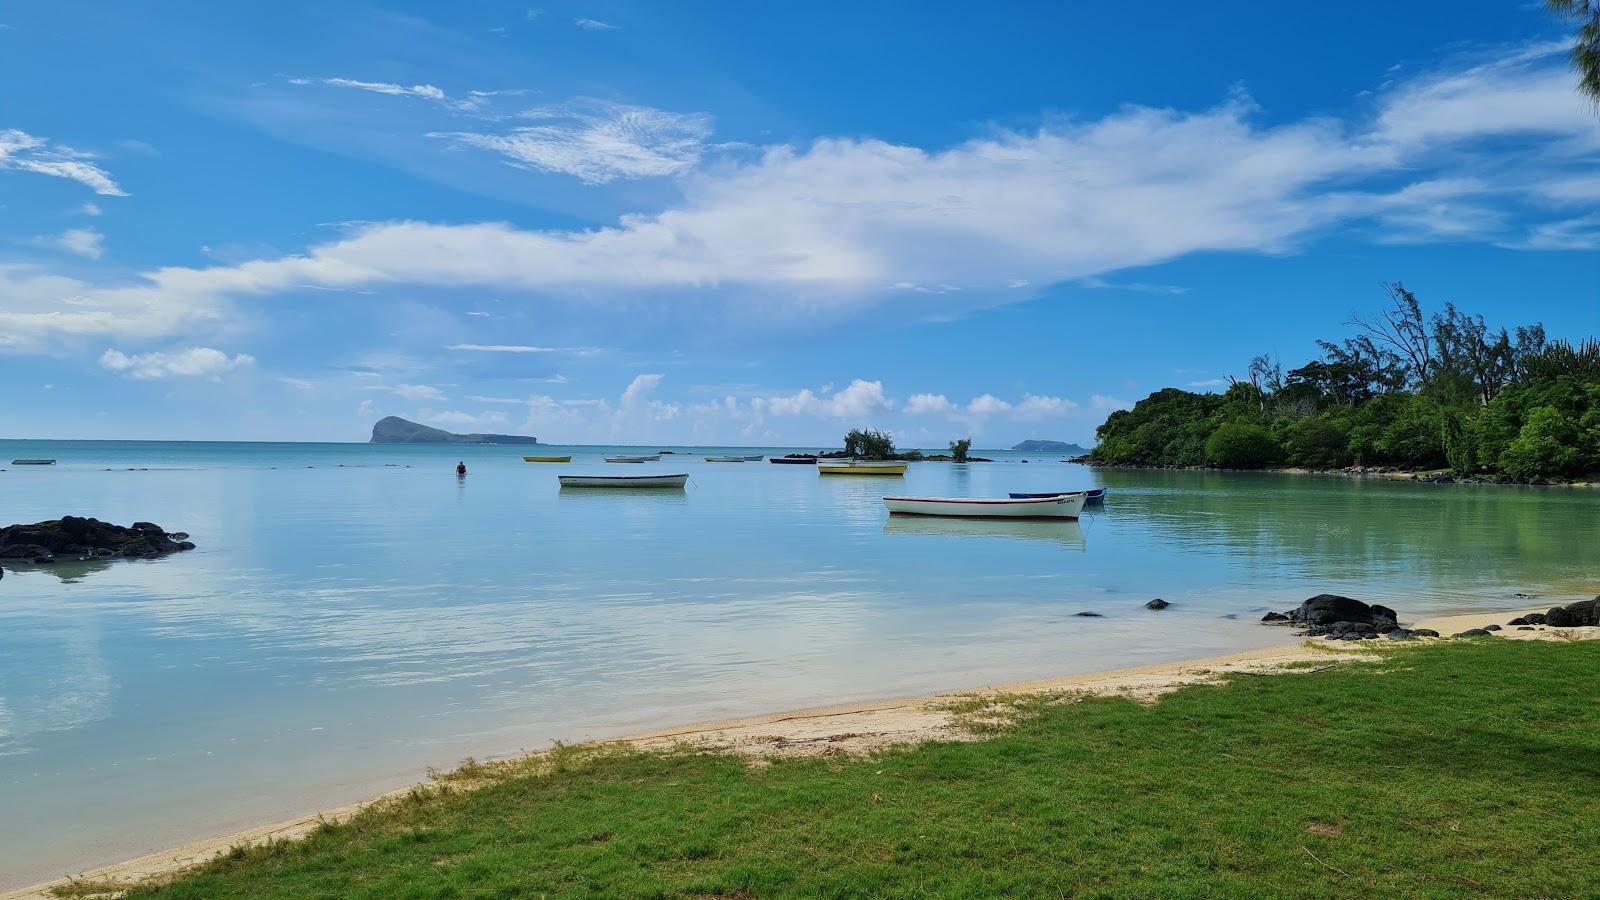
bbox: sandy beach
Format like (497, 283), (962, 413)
(8, 605), (1591, 900)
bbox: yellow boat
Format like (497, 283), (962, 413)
(818, 462), (906, 476)
(523, 455), (572, 463)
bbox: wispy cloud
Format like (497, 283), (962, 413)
(79, 202), (103, 217)
(1080, 276), (1187, 296)
(302, 77), (446, 101)
(29, 227), (105, 259)
(100, 347), (254, 379)
(1188, 378), (1229, 389)
(4, 45), (1593, 354)
(447, 343), (558, 353)
(574, 17), (617, 30)
(429, 101), (712, 184)
(0, 129), (126, 196)
(391, 383), (446, 400)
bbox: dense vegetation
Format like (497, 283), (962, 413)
(1093, 284), (1600, 479)
(121, 640), (1600, 898)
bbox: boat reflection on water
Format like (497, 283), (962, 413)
(882, 514), (1086, 549)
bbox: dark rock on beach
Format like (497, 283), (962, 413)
(1452, 628), (1493, 638)
(1265, 594), (1402, 640)
(1483, 624), (1502, 632)
(0, 516), (195, 564)
(1411, 628), (1440, 638)
(1383, 628), (1413, 641)
(1543, 598), (1600, 628)
(1145, 598), (1170, 610)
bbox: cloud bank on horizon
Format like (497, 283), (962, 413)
(0, 6), (1595, 444)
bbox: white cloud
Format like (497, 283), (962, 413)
(320, 78), (446, 101)
(0, 129), (126, 196)
(3, 46), (1592, 353)
(574, 17), (617, 30)
(429, 101), (712, 184)
(79, 202), (103, 216)
(446, 343), (557, 353)
(1080, 276), (1187, 296)
(903, 393), (956, 415)
(1011, 393), (1075, 421)
(1188, 378), (1228, 389)
(30, 227), (105, 259)
(620, 373), (664, 408)
(965, 394), (1012, 417)
(1499, 214), (1600, 251)
(280, 376), (316, 390)
(1091, 394), (1132, 412)
(392, 383), (446, 400)
(465, 395), (527, 405)
(419, 408), (510, 429)
(100, 346), (254, 379)
(760, 379), (893, 419)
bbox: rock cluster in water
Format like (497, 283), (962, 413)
(0, 516), (195, 565)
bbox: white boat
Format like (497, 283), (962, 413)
(741, 455), (765, 461)
(848, 459), (906, 468)
(604, 454), (660, 463)
(560, 474), (688, 488)
(883, 493), (1086, 519)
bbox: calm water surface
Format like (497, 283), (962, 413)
(1, 440), (1595, 887)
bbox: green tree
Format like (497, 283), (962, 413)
(1500, 406), (1586, 477)
(1549, 0), (1600, 101)
(843, 428), (897, 460)
(1204, 423), (1282, 468)
(949, 438), (972, 462)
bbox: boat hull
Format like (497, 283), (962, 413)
(559, 474), (688, 488)
(10, 459), (56, 465)
(885, 494), (1085, 519)
(604, 455), (660, 463)
(1009, 489), (1105, 503)
(819, 464), (906, 476)
(523, 456), (571, 463)
(705, 456), (746, 462)
(769, 456), (818, 465)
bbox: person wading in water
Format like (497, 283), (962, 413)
(456, 461), (467, 477)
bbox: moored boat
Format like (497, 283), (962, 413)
(818, 461), (907, 476)
(769, 455), (818, 464)
(885, 493), (1086, 519)
(1009, 488), (1106, 503)
(741, 455), (765, 461)
(523, 456), (572, 463)
(11, 459), (56, 465)
(604, 454), (660, 463)
(705, 456), (746, 462)
(559, 473), (688, 488)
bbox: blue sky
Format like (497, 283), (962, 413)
(1, 2), (1596, 446)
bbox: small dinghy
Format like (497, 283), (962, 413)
(11, 459), (56, 465)
(1009, 488), (1105, 503)
(769, 455), (818, 465)
(559, 473), (688, 488)
(604, 454), (660, 463)
(523, 456), (572, 463)
(885, 494), (1086, 519)
(705, 456), (746, 462)
(819, 460), (906, 475)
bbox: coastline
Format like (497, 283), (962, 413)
(6, 606), (1581, 900)
(1080, 460), (1599, 488)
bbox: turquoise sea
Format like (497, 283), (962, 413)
(1, 440), (1596, 888)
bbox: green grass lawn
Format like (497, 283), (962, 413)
(117, 640), (1600, 899)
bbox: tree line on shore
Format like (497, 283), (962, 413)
(1091, 283), (1600, 479)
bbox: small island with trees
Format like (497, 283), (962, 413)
(1089, 283), (1600, 483)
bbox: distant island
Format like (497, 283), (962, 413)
(1012, 440), (1090, 454)
(369, 416), (538, 445)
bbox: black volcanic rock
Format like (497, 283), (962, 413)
(1, 516), (195, 563)
(370, 416), (538, 445)
(1543, 598), (1600, 628)
(1265, 594), (1403, 640)
(1145, 598), (1170, 610)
